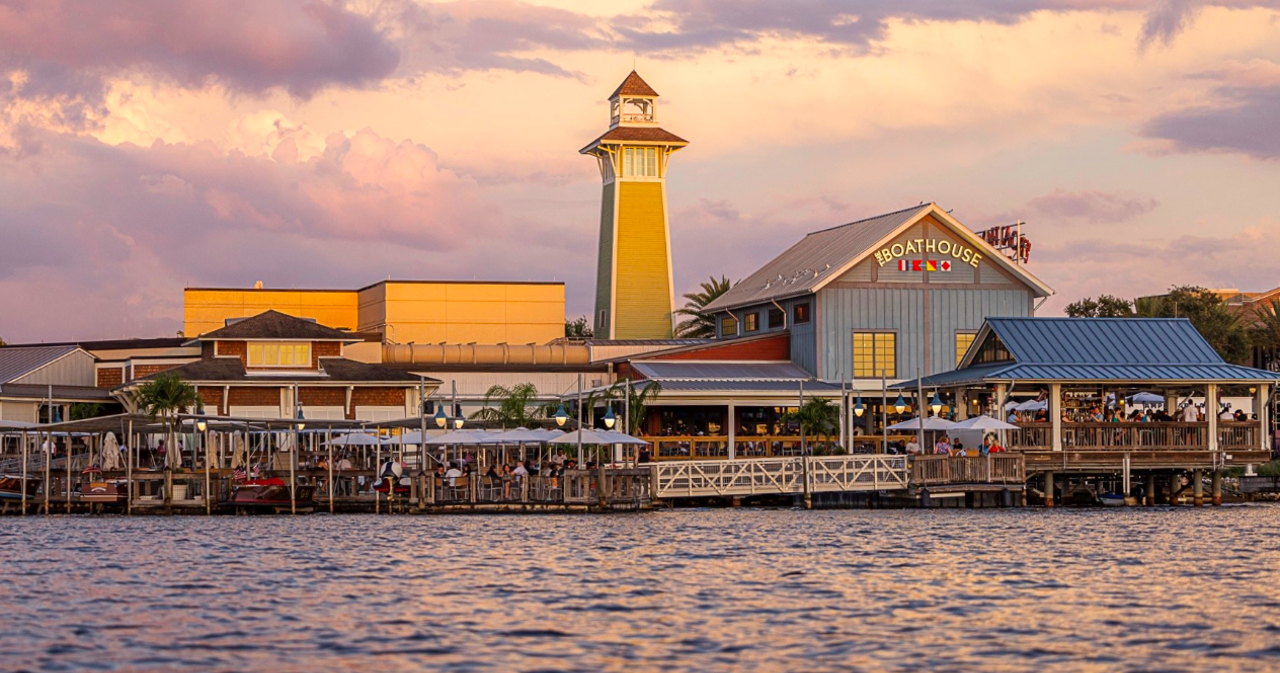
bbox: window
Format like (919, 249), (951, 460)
(622, 147), (659, 177)
(972, 334), (1012, 365)
(720, 315), (739, 336)
(852, 332), (896, 378)
(955, 332), (977, 366)
(794, 302), (811, 324)
(768, 308), (785, 328)
(743, 312), (759, 332)
(247, 342), (312, 368)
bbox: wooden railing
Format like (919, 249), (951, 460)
(1009, 421), (1264, 451)
(650, 455), (909, 499)
(647, 435), (918, 460)
(910, 454), (1025, 487)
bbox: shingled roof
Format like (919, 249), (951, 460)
(580, 126), (689, 153)
(195, 310), (357, 342)
(610, 70), (659, 98)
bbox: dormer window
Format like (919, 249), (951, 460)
(248, 342), (312, 368)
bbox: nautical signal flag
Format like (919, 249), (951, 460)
(897, 259), (952, 272)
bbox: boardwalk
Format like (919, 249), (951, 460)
(650, 455), (909, 499)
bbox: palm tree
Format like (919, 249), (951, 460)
(470, 383), (546, 429)
(674, 275), (733, 338)
(782, 398), (840, 453)
(135, 373), (199, 506)
(600, 380), (662, 435)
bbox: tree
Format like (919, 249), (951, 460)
(470, 382), (546, 429)
(69, 403), (105, 421)
(1250, 299), (1280, 368)
(0, 336), (6, 346)
(1064, 295), (1134, 317)
(782, 397), (840, 451)
(135, 373), (200, 471)
(674, 275), (733, 338)
(564, 316), (593, 338)
(1137, 286), (1250, 364)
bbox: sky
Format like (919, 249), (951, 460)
(1, 0), (1279, 343)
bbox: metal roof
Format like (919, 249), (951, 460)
(706, 204), (931, 312)
(987, 317), (1222, 365)
(0, 345), (79, 384)
(631, 361), (811, 381)
(900, 317), (1280, 387)
(646, 380), (844, 394)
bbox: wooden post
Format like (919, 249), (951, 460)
(66, 430), (72, 514)
(727, 402), (736, 460)
(43, 430), (49, 515)
(1257, 384), (1271, 451)
(1043, 470), (1055, 508)
(204, 428), (211, 515)
(1211, 469), (1223, 506)
(1192, 468), (1204, 506)
(1050, 383), (1063, 451)
(1122, 453), (1131, 502)
(1168, 471), (1180, 506)
(20, 430), (28, 516)
(375, 435), (381, 515)
(1206, 383), (1219, 452)
(327, 428), (334, 514)
(1145, 472), (1156, 506)
(126, 420), (133, 516)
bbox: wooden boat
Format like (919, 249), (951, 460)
(0, 474), (40, 501)
(231, 478), (315, 508)
(1098, 493), (1127, 507)
(80, 480), (130, 503)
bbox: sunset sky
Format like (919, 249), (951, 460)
(2, 0), (1278, 342)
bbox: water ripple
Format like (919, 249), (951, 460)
(4, 507), (1280, 671)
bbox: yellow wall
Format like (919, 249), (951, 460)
(185, 282), (564, 345)
(614, 181), (673, 338)
(184, 289), (359, 337)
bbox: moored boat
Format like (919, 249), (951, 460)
(1098, 493), (1127, 507)
(0, 474), (41, 501)
(231, 478), (315, 508)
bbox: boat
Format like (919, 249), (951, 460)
(231, 477), (315, 508)
(1098, 493), (1127, 507)
(0, 473), (41, 501)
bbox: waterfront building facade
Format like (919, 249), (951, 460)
(581, 71), (688, 340)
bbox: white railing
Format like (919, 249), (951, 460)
(651, 455), (909, 499)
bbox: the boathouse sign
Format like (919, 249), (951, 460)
(873, 238), (983, 268)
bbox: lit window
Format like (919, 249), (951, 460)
(247, 342), (312, 368)
(955, 332), (977, 366)
(720, 315), (738, 336)
(744, 313), (759, 332)
(852, 332), (895, 378)
(622, 147), (659, 177)
(794, 302), (811, 324)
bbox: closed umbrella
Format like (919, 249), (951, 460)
(231, 432), (247, 469)
(101, 432), (120, 470)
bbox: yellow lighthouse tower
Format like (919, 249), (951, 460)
(580, 71), (688, 339)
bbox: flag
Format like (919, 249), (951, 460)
(232, 467), (247, 481)
(925, 260), (937, 272)
(898, 259), (908, 271)
(940, 260), (952, 272)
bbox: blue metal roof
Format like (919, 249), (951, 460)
(986, 317), (1222, 365)
(898, 317), (1280, 387)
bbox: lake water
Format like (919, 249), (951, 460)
(3, 507), (1280, 672)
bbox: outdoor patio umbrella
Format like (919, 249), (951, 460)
(491, 428), (551, 443)
(1127, 392), (1165, 406)
(951, 415), (1020, 431)
(1016, 399), (1048, 412)
(884, 416), (957, 432)
(423, 430), (499, 446)
(595, 430), (650, 445)
(547, 429), (638, 445)
(326, 432), (387, 446)
(101, 432), (120, 470)
(231, 432), (247, 470)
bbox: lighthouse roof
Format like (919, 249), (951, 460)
(610, 71), (659, 98)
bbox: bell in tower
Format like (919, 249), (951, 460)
(580, 71), (688, 339)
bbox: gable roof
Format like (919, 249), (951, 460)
(579, 126), (688, 154)
(0, 345), (81, 384)
(610, 70), (659, 98)
(122, 356), (434, 386)
(904, 317), (1279, 386)
(193, 310), (357, 342)
(704, 203), (1053, 313)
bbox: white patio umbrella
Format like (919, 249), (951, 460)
(423, 429), (500, 445)
(1128, 392), (1165, 407)
(1016, 399), (1048, 412)
(230, 432), (247, 469)
(1004, 400), (1022, 410)
(492, 428), (551, 443)
(951, 415), (1021, 431)
(547, 429), (640, 445)
(100, 432), (120, 470)
(884, 416), (957, 432)
(595, 430), (650, 445)
(326, 432), (387, 447)
(207, 433), (221, 470)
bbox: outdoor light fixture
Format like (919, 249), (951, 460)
(853, 396), (865, 417)
(1250, 387), (1257, 394)
(554, 403), (569, 427)
(893, 394), (906, 414)
(195, 401), (207, 432)
(295, 407), (306, 432)
(453, 415), (465, 430)
(603, 405), (616, 429)
(930, 392), (943, 416)
(434, 405), (447, 428)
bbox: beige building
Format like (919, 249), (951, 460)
(184, 280), (565, 346)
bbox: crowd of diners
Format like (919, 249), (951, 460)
(1006, 404), (1257, 424)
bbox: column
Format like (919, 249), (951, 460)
(1044, 471), (1055, 508)
(1050, 383), (1063, 451)
(727, 402), (736, 460)
(1145, 472), (1156, 506)
(994, 383), (1007, 418)
(1168, 471), (1180, 506)
(1211, 469), (1223, 506)
(1193, 468), (1204, 506)
(1257, 384), (1271, 451)
(1206, 383), (1219, 452)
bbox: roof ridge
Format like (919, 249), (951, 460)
(805, 202), (932, 237)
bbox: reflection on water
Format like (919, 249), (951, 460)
(4, 508), (1280, 672)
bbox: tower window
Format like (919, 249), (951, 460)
(743, 312), (759, 332)
(623, 147), (659, 177)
